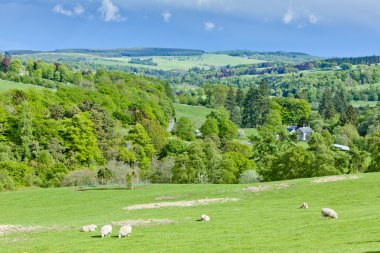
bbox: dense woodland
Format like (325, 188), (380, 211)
(0, 53), (379, 190)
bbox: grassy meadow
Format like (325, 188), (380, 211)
(350, 100), (379, 108)
(1, 173), (380, 252)
(174, 103), (215, 128)
(0, 79), (43, 93)
(17, 53), (263, 72)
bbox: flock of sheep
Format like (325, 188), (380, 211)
(79, 203), (337, 238)
(80, 214), (211, 238)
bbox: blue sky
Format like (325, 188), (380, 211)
(1, 0), (380, 57)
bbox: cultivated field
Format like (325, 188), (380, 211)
(1, 173), (380, 252)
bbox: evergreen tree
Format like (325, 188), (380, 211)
(242, 80), (271, 127)
(334, 90), (349, 121)
(319, 88), (336, 119)
(342, 105), (357, 125)
(225, 87), (236, 116)
(235, 87), (245, 107)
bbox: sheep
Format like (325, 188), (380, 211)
(118, 225), (132, 238)
(100, 225), (112, 238)
(321, 208), (338, 219)
(80, 224), (97, 232)
(300, 203), (309, 209)
(200, 214), (210, 222)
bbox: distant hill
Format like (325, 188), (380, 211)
(214, 50), (319, 63)
(6, 48), (205, 57)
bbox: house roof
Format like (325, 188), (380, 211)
(333, 144), (350, 151)
(297, 127), (312, 134)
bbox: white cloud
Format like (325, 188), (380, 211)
(99, 0), (125, 22)
(282, 7), (294, 24)
(161, 10), (172, 23)
(204, 21), (215, 31)
(52, 4), (85, 17)
(308, 14), (318, 24)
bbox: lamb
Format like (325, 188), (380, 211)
(118, 225), (132, 238)
(321, 208), (338, 219)
(80, 224), (97, 232)
(200, 214), (210, 222)
(100, 225), (112, 238)
(300, 203), (309, 209)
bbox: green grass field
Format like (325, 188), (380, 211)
(350, 100), (379, 108)
(174, 103), (215, 128)
(18, 53), (263, 72)
(0, 79), (43, 93)
(1, 173), (380, 252)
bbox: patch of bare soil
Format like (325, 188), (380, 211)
(313, 175), (359, 184)
(124, 198), (239, 211)
(245, 183), (290, 192)
(0, 225), (41, 236)
(112, 219), (174, 227)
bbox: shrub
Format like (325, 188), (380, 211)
(61, 169), (97, 187)
(0, 170), (16, 190)
(238, 170), (262, 184)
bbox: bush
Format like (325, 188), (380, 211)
(61, 169), (97, 187)
(0, 170), (16, 190)
(238, 170), (262, 184)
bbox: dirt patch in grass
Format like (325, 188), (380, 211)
(124, 198), (239, 211)
(313, 175), (359, 184)
(0, 225), (41, 236)
(112, 219), (174, 227)
(245, 183), (290, 193)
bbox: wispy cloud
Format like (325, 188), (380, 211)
(161, 10), (172, 23)
(52, 4), (85, 17)
(204, 21), (215, 31)
(282, 7), (294, 24)
(308, 14), (318, 24)
(99, 0), (125, 22)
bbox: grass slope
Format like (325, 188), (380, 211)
(1, 173), (380, 252)
(174, 103), (215, 128)
(0, 79), (43, 93)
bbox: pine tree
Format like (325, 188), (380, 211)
(225, 86), (237, 116)
(235, 87), (245, 107)
(319, 88), (336, 119)
(334, 90), (349, 120)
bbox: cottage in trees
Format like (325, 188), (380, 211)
(297, 127), (312, 141)
(287, 126), (312, 141)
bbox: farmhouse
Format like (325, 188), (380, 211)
(287, 126), (312, 141)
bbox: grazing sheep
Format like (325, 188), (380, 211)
(80, 224), (97, 232)
(118, 225), (132, 238)
(300, 203), (309, 209)
(200, 214), (210, 222)
(321, 208), (338, 219)
(100, 225), (112, 238)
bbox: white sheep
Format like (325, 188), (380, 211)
(200, 214), (210, 222)
(100, 225), (112, 238)
(321, 208), (338, 219)
(118, 225), (132, 238)
(80, 224), (97, 232)
(300, 203), (309, 209)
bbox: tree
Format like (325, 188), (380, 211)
(367, 131), (380, 172)
(9, 59), (22, 74)
(175, 117), (195, 141)
(200, 117), (219, 137)
(342, 105), (357, 125)
(235, 87), (245, 107)
(242, 80), (271, 127)
(225, 87), (236, 116)
(319, 88), (336, 119)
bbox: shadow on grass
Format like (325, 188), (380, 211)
(91, 235), (136, 239)
(361, 251), (380, 253)
(347, 240), (380, 245)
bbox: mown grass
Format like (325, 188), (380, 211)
(0, 79), (43, 93)
(1, 173), (380, 252)
(350, 100), (379, 108)
(174, 103), (215, 129)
